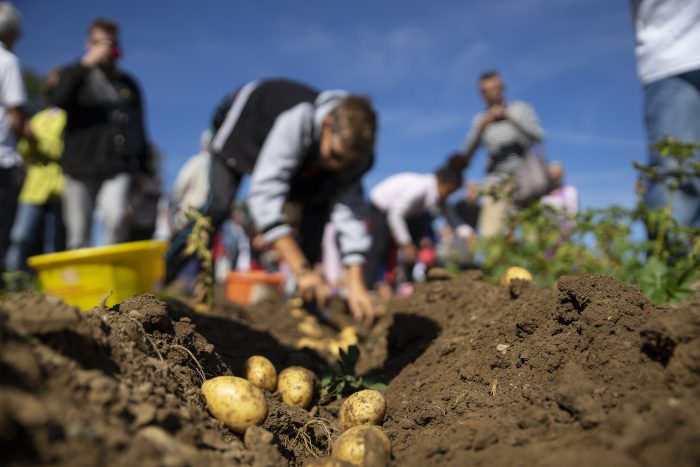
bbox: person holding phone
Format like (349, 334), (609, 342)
(49, 18), (148, 249)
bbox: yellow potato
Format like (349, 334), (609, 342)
(501, 266), (533, 286)
(296, 337), (328, 353)
(278, 366), (315, 408)
(298, 317), (324, 338)
(201, 376), (267, 433)
(338, 390), (386, 431)
(245, 355), (277, 391)
(304, 458), (355, 467)
(332, 425), (391, 466)
(338, 327), (358, 346)
(290, 307), (307, 319)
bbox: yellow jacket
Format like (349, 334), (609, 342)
(17, 108), (66, 205)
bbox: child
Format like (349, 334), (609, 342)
(364, 154), (467, 290)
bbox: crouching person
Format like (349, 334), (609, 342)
(166, 79), (377, 325)
(364, 154), (467, 291)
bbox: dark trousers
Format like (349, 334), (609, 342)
(5, 199), (65, 273)
(0, 166), (23, 280)
(364, 204), (393, 288)
(363, 204), (436, 289)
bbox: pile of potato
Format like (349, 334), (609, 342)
(201, 355), (316, 434)
(201, 297), (392, 466)
(289, 304), (360, 358)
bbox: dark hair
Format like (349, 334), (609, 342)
(89, 18), (119, 37)
(435, 152), (467, 187)
(479, 70), (500, 82)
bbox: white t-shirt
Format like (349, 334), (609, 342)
(370, 172), (439, 245)
(0, 43), (26, 168)
(632, 0), (700, 84)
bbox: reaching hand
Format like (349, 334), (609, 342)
(296, 269), (330, 306)
(489, 104), (506, 121)
(348, 280), (376, 327)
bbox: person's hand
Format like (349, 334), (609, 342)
(348, 278), (376, 327)
(81, 41), (112, 67)
(296, 269), (330, 306)
(402, 243), (417, 264)
(489, 104), (506, 121)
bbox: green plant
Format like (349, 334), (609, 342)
(477, 138), (699, 305)
(184, 208), (214, 308)
(319, 345), (386, 404)
(1, 271), (37, 293)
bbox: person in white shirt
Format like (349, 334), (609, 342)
(540, 162), (578, 217)
(540, 162), (578, 236)
(364, 154), (466, 289)
(631, 0), (700, 228)
(0, 2), (26, 284)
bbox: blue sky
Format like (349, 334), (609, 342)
(18, 0), (645, 210)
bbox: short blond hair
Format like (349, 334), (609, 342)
(330, 96), (376, 156)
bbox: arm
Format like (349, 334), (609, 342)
(505, 103), (544, 143)
(461, 115), (483, 165)
(47, 64), (87, 110)
(248, 104), (311, 270)
(330, 182), (371, 266)
(8, 107), (24, 140)
(0, 54), (26, 140)
(330, 183), (376, 326)
(386, 198), (413, 247)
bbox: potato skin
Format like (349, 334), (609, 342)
(245, 355), (277, 391)
(339, 390), (386, 431)
(304, 458), (355, 467)
(332, 425), (391, 466)
(278, 366), (315, 408)
(501, 266), (533, 286)
(201, 376), (267, 433)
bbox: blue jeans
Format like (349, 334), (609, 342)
(5, 200), (66, 273)
(643, 69), (700, 228)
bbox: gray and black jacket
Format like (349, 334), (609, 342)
(211, 79), (373, 265)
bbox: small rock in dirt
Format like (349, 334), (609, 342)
(130, 402), (157, 427)
(426, 268), (453, 281)
(496, 343), (510, 354)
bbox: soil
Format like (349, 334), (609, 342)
(1, 272), (698, 466)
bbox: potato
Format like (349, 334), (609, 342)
(338, 390), (386, 431)
(290, 307), (307, 319)
(296, 337), (328, 353)
(298, 317), (324, 338)
(338, 327), (358, 346)
(278, 366), (315, 408)
(201, 376), (267, 433)
(332, 425), (391, 466)
(304, 458), (355, 467)
(245, 355), (277, 391)
(501, 266), (533, 286)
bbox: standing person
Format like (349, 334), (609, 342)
(166, 79), (378, 325)
(0, 2), (26, 283)
(363, 155), (465, 290)
(5, 71), (66, 273)
(631, 0), (700, 228)
(462, 71), (545, 237)
(49, 18), (148, 249)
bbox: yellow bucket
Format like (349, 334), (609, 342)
(27, 240), (168, 310)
